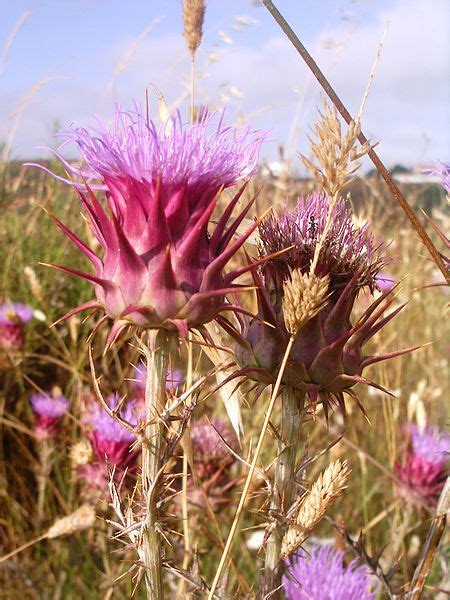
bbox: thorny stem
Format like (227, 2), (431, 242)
(261, 0), (450, 284)
(208, 336), (296, 599)
(264, 388), (306, 598)
(140, 330), (170, 599)
(407, 476), (450, 599)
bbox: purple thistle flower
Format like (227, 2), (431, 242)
(231, 193), (411, 417)
(258, 193), (386, 296)
(35, 106), (267, 342)
(425, 161), (450, 193)
(396, 424), (449, 503)
(0, 302), (33, 351)
(190, 418), (238, 478)
(410, 425), (450, 466)
(88, 395), (140, 467)
(375, 271), (395, 294)
(283, 545), (375, 600)
(30, 392), (70, 439)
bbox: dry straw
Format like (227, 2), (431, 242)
(282, 270), (329, 336)
(281, 459), (350, 558)
(46, 504), (96, 539)
(182, 0), (205, 57)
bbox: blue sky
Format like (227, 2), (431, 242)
(1, 0), (449, 167)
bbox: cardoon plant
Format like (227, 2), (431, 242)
(283, 545), (376, 600)
(36, 105), (266, 597)
(396, 424), (449, 504)
(0, 302), (33, 351)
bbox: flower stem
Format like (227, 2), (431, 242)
(37, 438), (53, 526)
(208, 335), (296, 599)
(141, 330), (170, 599)
(264, 388), (306, 597)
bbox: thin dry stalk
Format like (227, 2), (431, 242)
(407, 477), (450, 599)
(261, 0), (450, 283)
(281, 459), (350, 558)
(208, 335), (296, 599)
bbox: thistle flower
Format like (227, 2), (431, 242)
(79, 396), (140, 493)
(36, 107), (266, 342)
(229, 193), (415, 416)
(0, 302), (33, 351)
(190, 418), (238, 478)
(29, 391), (70, 439)
(375, 272), (395, 294)
(396, 424), (449, 503)
(425, 161), (450, 193)
(283, 545), (375, 600)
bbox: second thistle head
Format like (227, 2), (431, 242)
(233, 193), (410, 415)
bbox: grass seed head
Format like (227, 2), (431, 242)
(282, 270), (329, 336)
(183, 0), (205, 57)
(46, 504), (96, 539)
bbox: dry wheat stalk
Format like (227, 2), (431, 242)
(182, 0), (205, 57)
(46, 505), (96, 539)
(281, 459), (350, 558)
(282, 270), (329, 336)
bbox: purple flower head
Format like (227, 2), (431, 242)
(88, 395), (140, 466)
(190, 418), (238, 477)
(375, 271), (395, 293)
(395, 424), (449, 503)
(232, 192), (405, 416)
(283, 545), (375, 600)
(0, 303), (33, 351)
(29, 392), (70, 439)
(35, 106), (268, 341)
(0, 303), (33, 325)
(258, 193), (386, 297)
(410, 425), (450, 467)
(425, 161), (450, 193)
(133, 362), (184, 393)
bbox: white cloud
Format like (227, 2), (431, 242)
(1, 0), (449, 166)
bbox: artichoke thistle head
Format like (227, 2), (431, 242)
(233, 193), (414, 416)
(39, 107), (266, 342)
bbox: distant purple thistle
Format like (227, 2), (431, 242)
(395, 424), (449, 504)
(425, 161), (450, 193)
(0, 302), (33, 351)
(34, 106), (267, 341)
(88, 395), (140, 467)
(190, 418), (239, 478)
(375, 272), (395, 293)
(410, 425), (450, 466)
(30, 392), (70, 439)
(283, 545), (375, 600)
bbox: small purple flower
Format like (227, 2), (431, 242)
(88, 395), (140, 467)
(29, 392), (70, 439)
(0, 303), (33, 351)
(283, 545), (375, 600)
(375, 272), (395, 293)
(395, 424), (449, 503)
(410, 425), (450, 466)
(35, 106), (267, 341)
(425, 161), (450, 193)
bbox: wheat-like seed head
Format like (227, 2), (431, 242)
(46, 505), (96, 539)
(282, 270), (330, 336)
(70, 439), (94, 468)
(301, 101), (371, 198)
(280, 459), (350, 558)
(182, 0), (205, 57)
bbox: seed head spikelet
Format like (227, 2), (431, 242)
(283, 270), (329, 336)
(281, 459), (350, 558)
(46, 505), (96, 539)
(183, 0), (205, 57)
